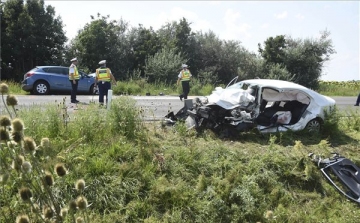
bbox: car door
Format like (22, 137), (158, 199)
(46, 67), (69, 91)
(77, 71), (93, 93)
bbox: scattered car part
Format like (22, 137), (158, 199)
(309, 152), (360, 203)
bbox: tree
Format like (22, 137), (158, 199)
(69, 15), (131, 80)
(128, 25), (161, 75)
(144, 46), (185, 83)
(2, 0), (66, 81)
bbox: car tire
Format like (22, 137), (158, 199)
(306, 119), (321, 133)
(33, 81), (50, 95)
(90, 84), (98, 95)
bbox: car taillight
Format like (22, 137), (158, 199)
(25, 72), (34, 78)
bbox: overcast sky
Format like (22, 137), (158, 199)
(44, 1), (359, 81)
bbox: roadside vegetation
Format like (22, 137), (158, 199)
(1, 82), (360, 222)
(4, 79), (360, 97)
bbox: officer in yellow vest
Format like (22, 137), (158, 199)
(94, 60), (117, 106)
(177, 64), (192, 101)
(69, 57), (80, 103)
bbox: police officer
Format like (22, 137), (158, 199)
(69, 57), (80, 103)
(94, 60), (117, 106)
(177, 64), (192, 101)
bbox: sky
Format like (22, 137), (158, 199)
(44, 1), (360, 81)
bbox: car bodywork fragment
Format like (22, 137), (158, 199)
(309, 153), (360, 203)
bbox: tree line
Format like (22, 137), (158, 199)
(0, 0), (335, 90)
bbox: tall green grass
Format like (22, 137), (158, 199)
(1, 82), (360, 222)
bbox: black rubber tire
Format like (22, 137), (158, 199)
(306, 119), (321, 133)
(33, 81), (50, 95)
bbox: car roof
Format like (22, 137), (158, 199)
(240, 79), (335, 106)
(36, 66), (69, 69)
(241, 79), (308, 90)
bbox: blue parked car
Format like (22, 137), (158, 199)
(22, 66), (96, 95)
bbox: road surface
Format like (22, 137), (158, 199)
(0, 95), (358, 119)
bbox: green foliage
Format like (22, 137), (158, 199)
(258, 30), (336, 89)
(145, 46), (185, 83)
(1, 81), (360, 222)
(2, 0), (67, 81)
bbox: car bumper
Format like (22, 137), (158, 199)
(21, 80), (33, 92)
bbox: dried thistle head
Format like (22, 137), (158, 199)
(43, 171), (54, 187)
(6, 95), (18, 106)
(75, 179), (86, 192)
(76, 217), (85, 223)
(19, 187), (32, 202)
(69, 199), (77, 211)
(0, 173), (9, 183)
(12, 131), (23, 143)
(265, 210), (274, 219)
(23, 137), (36, 153)
(21, 161), (32, 173)
(12, 118), (25, 132)
(60, 207), (68, 218)
(0, 115), (11, 127)
(0, 83), (9, 94)
(0, 127), (10, 141)
(12, 155), (25, 171)
(40, 137), (50, 148)
(16, 214), (30, 223)
(76, 196), (88, 210)
(55, 163), (67, 177)
(43, 206), (53, 219)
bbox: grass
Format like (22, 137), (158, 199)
(1, 82), (360, 222)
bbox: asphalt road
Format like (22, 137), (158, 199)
(0, 95), (358, 119)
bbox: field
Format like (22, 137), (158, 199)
(1, 81), (360, 222)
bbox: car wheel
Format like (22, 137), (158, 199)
(33, 81), (50, 95)
(90, 84), (98, 95)
(306, 119), (321, 133)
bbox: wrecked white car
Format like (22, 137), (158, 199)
(166, 78), (336, 135)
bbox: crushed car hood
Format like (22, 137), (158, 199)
(205, 87), (255, 110)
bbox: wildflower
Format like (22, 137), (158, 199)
(40, 137), (50, 148)
(0, 83), (9, 94)
(75, 179), (86, 191)
(76, 217), (85, 223)
(12, 131), (23, 143)
(55, 163), (67, 177)
(23, 137), (36, 153)
(265, 210), (274, 219)
(0, 127), (10, 141)
(12, 155), (25, 171)
(69, 199), (77, 211)
(76, 196), (88, 210)
(43, 171), (54, 187)
(6, 95), (18, 106)
(60, 207), (68, 218)
(43, 206), (54, 219)
(0, 115), (11, 126)
(19, 187), (32, 202)
(21, 161), (32, 173)
(12, 118), (25, 132)
(16, 214), (30, 223)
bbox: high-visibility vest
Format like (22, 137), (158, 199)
(181, 70), (191, 81)
(69, 64), (80, 80)
(96, 68), (111, 82)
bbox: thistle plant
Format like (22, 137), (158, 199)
(0, 83), (90, 222)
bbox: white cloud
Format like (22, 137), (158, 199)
(222, 9), (252, 40)
(295, 13), (305, 20)
(274, 11), (288, 19)
(261, 23), (269, 29)
(209, 1), (222, 6)
(150, 7), (212, 32)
